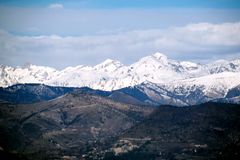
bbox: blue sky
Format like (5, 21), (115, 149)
(0, 0), (240, 68)
(1, 0), (240, 8)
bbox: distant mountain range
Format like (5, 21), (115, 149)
(1, 52), (240, 91)
(1, 52), (240, 106)
(1, 76), (240, 106)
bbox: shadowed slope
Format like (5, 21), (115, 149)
(103, 103), (240, 160)
(0, 92), (154, 159)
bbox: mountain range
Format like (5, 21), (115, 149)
(1, 52), (240, 106)
(1, 52), (240, 91)
(1, 75), (240, 107)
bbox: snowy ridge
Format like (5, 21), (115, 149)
(1, 52), (240, 91)
(134, 72), (240, 106)
(0, 64), (58, 87)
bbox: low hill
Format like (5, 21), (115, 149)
(0, 92), (153, 159)
(103, 103), (240, 160)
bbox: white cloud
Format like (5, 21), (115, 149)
(174, 22), (240, 46)
(0, 22), (240, 68)
(48, 3), (64, 9)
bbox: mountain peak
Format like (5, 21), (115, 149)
(22, 63), (34, 69)
(94, 58), (123, 72)
(152, 52), (168, 60)
(101, 58), (116, 64)
(97, 58), (122, 66)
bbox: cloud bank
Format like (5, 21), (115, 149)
(0, 22), (240, 68)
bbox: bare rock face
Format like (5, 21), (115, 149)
(0, 92), (153, 159)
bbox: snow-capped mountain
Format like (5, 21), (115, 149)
(119, 72), (240, 106)
(207, 59), (240, 74)
(0, 64), (58, 87)
(0, 52), (240, 91)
